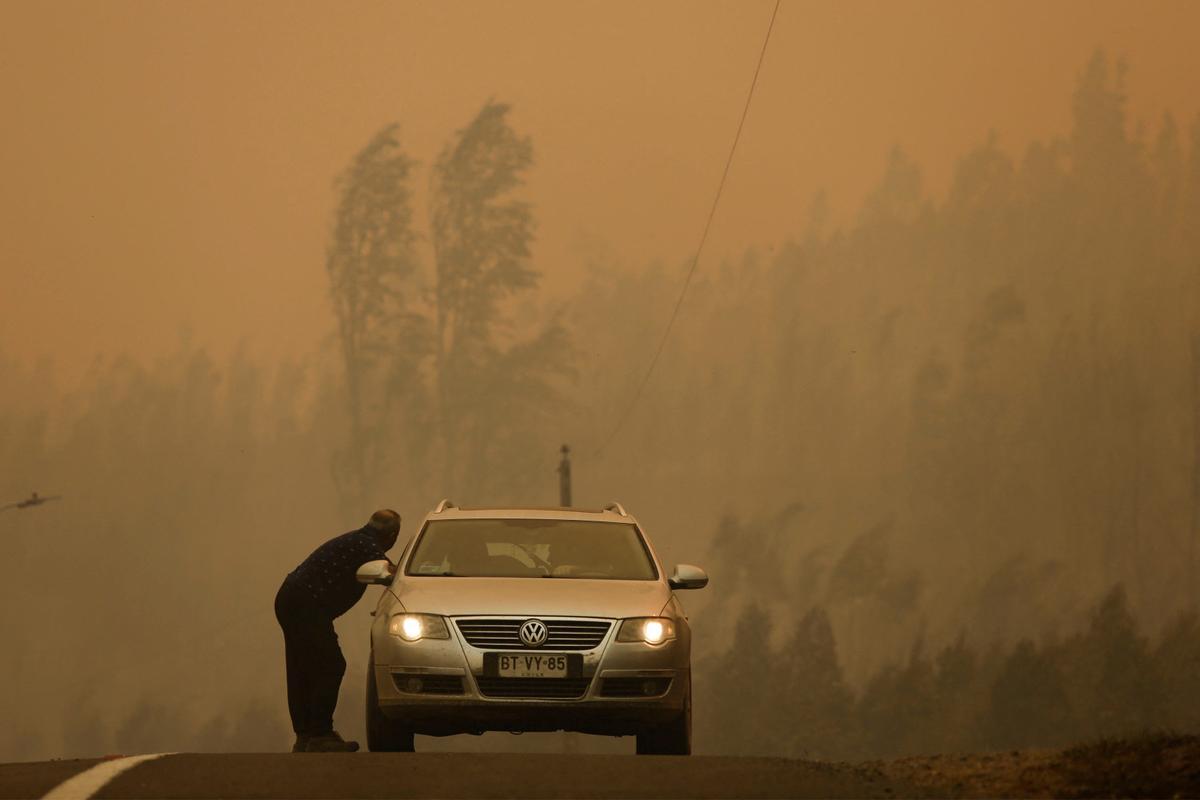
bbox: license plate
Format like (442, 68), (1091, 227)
(497, 654), (568, 678)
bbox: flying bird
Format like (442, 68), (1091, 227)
(1, 492), (62, 511)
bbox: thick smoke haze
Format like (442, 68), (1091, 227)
(3, 1), (1199, 378)
(3, 1), (1200, 763)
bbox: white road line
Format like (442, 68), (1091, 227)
(42, 753), (174, 800)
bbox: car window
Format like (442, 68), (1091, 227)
(406, 519), (658, 580)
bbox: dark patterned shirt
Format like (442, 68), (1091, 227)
(287, 527), (388, 619)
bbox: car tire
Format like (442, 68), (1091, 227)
(636, 682), (691, 756)
(365, 663), (415, 752)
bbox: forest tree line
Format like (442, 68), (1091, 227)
(695, 510), (1200, 758)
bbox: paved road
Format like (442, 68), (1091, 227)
(2, 753), (933, 799)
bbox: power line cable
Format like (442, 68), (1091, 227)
(594, 0), (782, 457)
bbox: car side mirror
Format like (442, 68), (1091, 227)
(356, 559), (394, 586)
(668, 564), (708, 590)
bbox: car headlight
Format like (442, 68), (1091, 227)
(388, 613), (450, 641)
(617, 617), (677, 645)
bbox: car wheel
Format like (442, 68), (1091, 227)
(636, 681), (691, 756)
(365, 663), (415, 752)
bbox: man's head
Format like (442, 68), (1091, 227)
(366, 509), (402, 550)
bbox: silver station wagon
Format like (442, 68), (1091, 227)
(356, 500), (708, 754)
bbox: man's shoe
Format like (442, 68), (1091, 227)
(291, 735), (310, 753)
(305, 731), (360, 752)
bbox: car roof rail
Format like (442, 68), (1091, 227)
(434, 499), (456, 513)
(604, 501), (628, 517)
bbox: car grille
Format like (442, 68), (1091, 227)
(392, 674), (465, 695)
(600, 677), (673, 697)
(455, 618), (612, 650)
(475, 677), (592, 699)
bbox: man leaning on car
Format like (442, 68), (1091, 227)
(275, 509), (401, 752)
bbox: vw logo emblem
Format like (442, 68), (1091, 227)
(519, 619), (548, 648)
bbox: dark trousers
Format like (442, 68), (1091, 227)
(274, 579), (346, 737)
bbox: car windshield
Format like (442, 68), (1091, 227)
(406, 518), (658, 580)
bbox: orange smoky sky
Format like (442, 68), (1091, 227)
(2, 0), (1198, 380)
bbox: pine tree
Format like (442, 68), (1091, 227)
(704, 604), (777, 756)
(987, 639), (1072, 749)
(778, 607), (855, 758)
(1084, 586), (1166, 735)
(1154, 612), (1200, 732)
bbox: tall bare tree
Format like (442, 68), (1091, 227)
(326, 124), (423, 506)
(431, 102), (568, 496)
(431, 103), (534, 374)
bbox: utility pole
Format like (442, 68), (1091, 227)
(558, 444), (572, 507)
(559, 441), (582, 753)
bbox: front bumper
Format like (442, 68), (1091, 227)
(371, 616), (689, 736)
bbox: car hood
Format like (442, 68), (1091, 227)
(391, 576), (670, 619)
